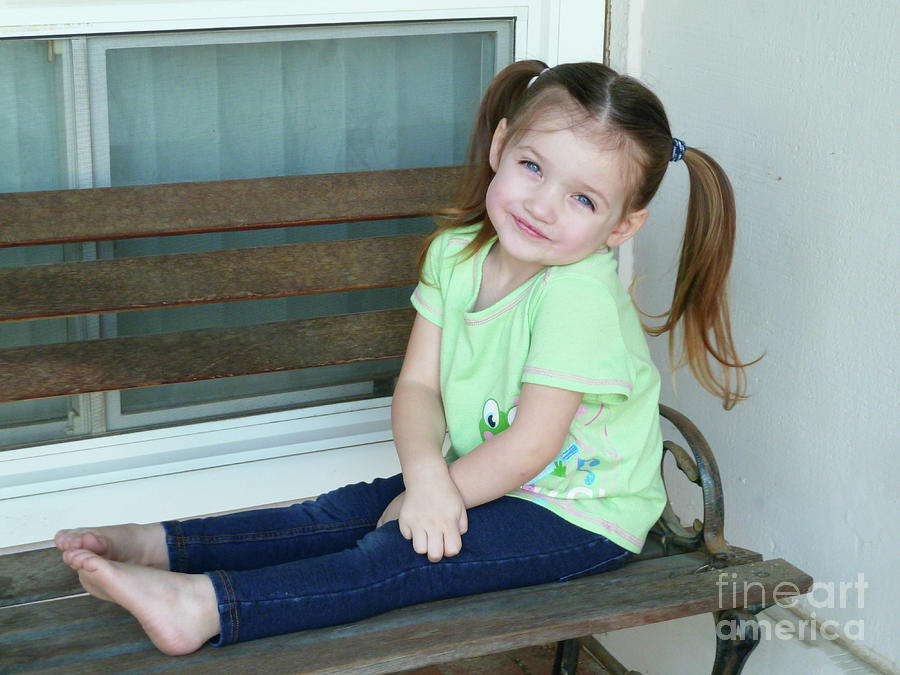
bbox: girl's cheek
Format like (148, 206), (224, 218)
(486, 171), (514, 205)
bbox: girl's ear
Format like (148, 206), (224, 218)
(488, 118), (509, 172)
(605, 208), (649, 248)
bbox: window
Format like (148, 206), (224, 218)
(0, 2), (607, 549)
(1, 20), (513, 446)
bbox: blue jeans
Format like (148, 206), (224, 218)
(162, 473), (631, 645)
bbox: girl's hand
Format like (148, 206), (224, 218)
(395, 479), (468, 562)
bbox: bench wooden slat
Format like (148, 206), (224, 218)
(0, 540), (761, 610)
(0, 233), (426, 321)
(0, 166), (461, 247)
(0, 308), (414, 402)
(0, 547), (80, 609)
(0, 553), (810, 674)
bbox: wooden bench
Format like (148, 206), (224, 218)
(0, 168), (811, 674)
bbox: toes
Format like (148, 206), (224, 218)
(55, 529), (109, 555)
(79, 551), (106, 574)
(82, 532), (109, 555)
(55, 529), (87, 551)
(62, 548), (103, 573)
(55, 529), (74, 550)
(61, 548), (85, 569)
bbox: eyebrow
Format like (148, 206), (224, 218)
(518, 144), (611, 209)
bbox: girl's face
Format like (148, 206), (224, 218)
(485, 111), (648, 276)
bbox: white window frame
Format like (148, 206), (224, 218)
(0, 0), (608, 551)
(85, 19), (512, 431)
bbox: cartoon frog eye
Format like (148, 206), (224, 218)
(507, 405), (518, 426)
(483, 399), (500, 429)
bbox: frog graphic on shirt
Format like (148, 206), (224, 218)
(478, 398), (577, 482)
(482, 401), (617, 500)
(479, 398), (517, 441)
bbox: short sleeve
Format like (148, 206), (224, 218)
(410, 232), (446, 327)
(522, 276), (635, 403)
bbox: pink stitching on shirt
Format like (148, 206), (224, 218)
(465, 283), (533, 326)
(522, 366), (633, 392)
(413, 287), (442, 321)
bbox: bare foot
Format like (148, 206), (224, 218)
(55, 523), (169, 569)
(62, 549), (220, 656)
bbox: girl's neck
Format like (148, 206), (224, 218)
(474, 242), (544, 312)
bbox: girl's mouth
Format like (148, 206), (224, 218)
(513, 216), (549, 240)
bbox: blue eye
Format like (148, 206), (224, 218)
(575, 194), (595, 210)
(521, 160), (541, 174)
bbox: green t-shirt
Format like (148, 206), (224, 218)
(411, 226), (666, 553)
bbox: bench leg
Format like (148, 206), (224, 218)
(712, 608), (764, 675)
(552, 638), (581, 675)
(580, 636), (641, 675)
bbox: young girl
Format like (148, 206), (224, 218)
(55, 60), (751, 655)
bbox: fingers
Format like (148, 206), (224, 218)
(428, 534), (444, 563)
(458, 509), (469, 536)
(394, 486), (467, 562)
(400, 518), (451, 562)
(405, 523), (464, 562)
(439, 509), (466, 559)
(414, 529), (445, 563)
(442, 530), (462, 559)
(412, 528), (430, 560)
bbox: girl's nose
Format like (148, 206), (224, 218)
(524, 185), (557, 224)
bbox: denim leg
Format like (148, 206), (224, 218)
(206, 492), (632, 645)
(163, 474), (405, 573)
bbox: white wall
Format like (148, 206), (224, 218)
(605, 1), (899, 673)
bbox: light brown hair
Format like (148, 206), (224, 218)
(421, 60), (757, 409)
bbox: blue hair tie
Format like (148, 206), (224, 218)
(671, 137), (686, 162)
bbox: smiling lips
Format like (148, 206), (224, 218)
(513, 216), (550, 240)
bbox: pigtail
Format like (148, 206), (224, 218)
(417, 60), (549, 278)
(417, 59), (758, 407)
(644, 146), (758, 409)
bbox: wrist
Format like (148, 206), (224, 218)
(402, 456), (451, 487)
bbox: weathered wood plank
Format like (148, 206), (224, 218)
(0, 540), (759, 610)
(0, 547), (82, 608)
(0, 233), (426, 321)
(0, 555), (811, 674)
(0, 166), (461, 247)
(0, 308), (414, 402)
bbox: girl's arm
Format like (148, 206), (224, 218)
(382, 313), (468, 562)
(448, 382), (584, 508)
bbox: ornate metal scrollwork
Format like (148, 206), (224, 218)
(656, 405), (731, 567)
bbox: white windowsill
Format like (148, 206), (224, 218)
(0, 398), (401, 550)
